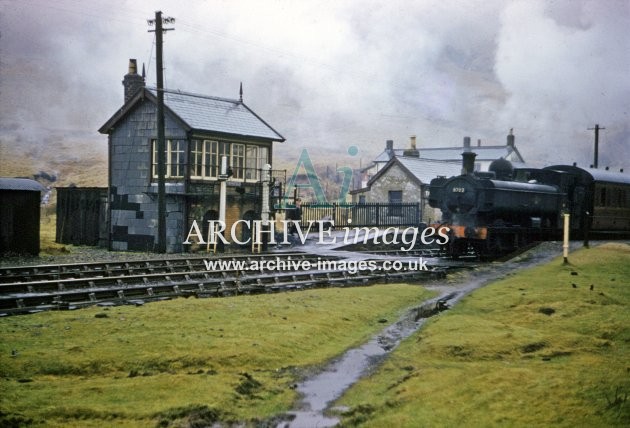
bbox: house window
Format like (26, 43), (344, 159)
(358, 195), (366, 204)
(388, 190), (402, 216)
(152, 139), (185, 179)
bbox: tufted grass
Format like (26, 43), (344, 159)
(0, 283), (434, 427)
(335, 243), (630, 427)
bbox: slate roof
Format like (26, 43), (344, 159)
(0, 178), (45, 192)
(395, 157), (463, 183)
(99, 87), (285, 142)
(372, 145), (522, 164)
(363, 157), (462, 191)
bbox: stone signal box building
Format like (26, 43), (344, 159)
(99, 60), (285, 252)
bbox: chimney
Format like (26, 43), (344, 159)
(463, 136), (471, 152)
(384, 140), (394, 159)
(122, 59), (145, 103)
(462, 152), (477, 175)
(507, 128), (515, 148)
(403, 135), (419, 157)
(477, 139), (481, 147)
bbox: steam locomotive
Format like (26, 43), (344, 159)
(428, 152), (630, 258)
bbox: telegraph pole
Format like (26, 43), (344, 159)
(588, 124), (605, 169)
(148, 11), (174, 252)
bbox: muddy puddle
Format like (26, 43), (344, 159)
(278, 241), (589, 427)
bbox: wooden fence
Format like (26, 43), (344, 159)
(56, 187), (108, 246)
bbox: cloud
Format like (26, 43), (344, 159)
(494, 0), (630, 167)
(0, 0), (628, 172)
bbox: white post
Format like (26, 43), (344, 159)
(562, 213), (570, 264)
(219, 155), (227, 225)
(261, 164), (271, 225)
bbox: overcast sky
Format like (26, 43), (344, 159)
(1, 0), (629, 171)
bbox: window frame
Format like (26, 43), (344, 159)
(189, 139), (270, 182)
(152, 139), (185, 179)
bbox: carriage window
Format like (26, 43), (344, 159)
(600, 188), (606, 206)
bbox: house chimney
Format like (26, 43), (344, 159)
(122, 59), (145, 103)
(462, 152), (477, 175)
(463, 136), (471, 152)
(507, 128), (515, 148)
(386, 140), (394, 151)
(477, 139), (481, 147)
(403, 135), (419, 157)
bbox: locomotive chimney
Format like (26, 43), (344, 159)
(122, 59), (145, 103)
(462, 152), (477, 175)
(507, 128), (515, 148)
(403, 135), (419, 157)
(463, 136), (471, 152)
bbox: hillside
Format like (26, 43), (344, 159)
(0, 138), (108, 189)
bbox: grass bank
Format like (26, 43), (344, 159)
(0, 284), (434, 427)
(336, 243), (630, 427)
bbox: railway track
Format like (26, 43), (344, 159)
(0, 252), (451, 316)
(0, 252), (315, 283)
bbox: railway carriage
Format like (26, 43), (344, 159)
(544, 165), (630, 232)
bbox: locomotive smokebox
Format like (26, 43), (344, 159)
(462, 151), (477, 175)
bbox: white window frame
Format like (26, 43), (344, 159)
(189, 140), (270, 182)
(152, 139), (185, 179)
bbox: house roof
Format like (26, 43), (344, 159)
(365, 157), (462, 189)
(0, 178), (45, 192)
(99, 87), (285, 142)
(372, 145), (523, 164)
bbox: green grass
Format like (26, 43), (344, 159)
(335, 243), (630, 427)
(0, 284), (434, 427)
(39, 211), (71, 255)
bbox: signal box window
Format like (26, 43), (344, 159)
(152, 139), (185, 179)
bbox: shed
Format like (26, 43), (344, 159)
(0, 178), (45, 255)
